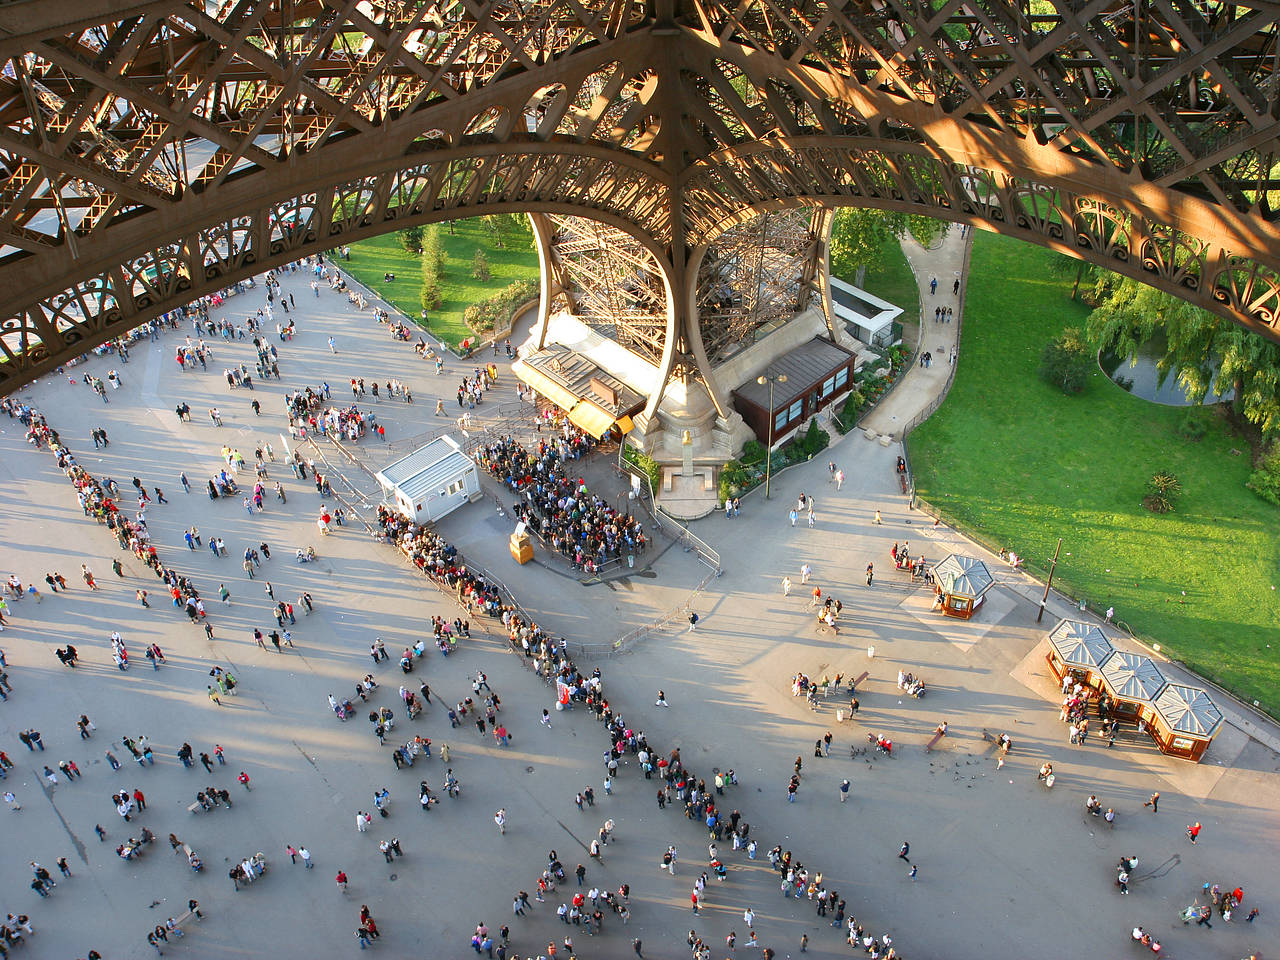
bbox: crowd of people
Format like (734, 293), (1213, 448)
(476, 434), (648, 572)
(0, 250), (935, 960)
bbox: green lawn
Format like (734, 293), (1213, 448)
(343, 219), (540, 351)
(861, 236), (921, 328)
(910, 233), (1280, 715)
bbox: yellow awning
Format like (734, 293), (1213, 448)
(568, 400), (616, 439)
(512, 359), (579, 413)
(615, 415), (634, 435)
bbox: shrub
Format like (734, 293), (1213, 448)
(472, 248), (491, 282)
(622, 443), (662, 495)
(741, 439), (766, 466)
(1039, 326), (1094, 394)
(832, 388), (866, 433)
(397, 225), (423, 254)
(1246, 443), (1280, 506)
(1176, 407), (1212, 442)
(420, 227), (446, 310)
(420, 274), (441, 312)
(782, 420), (830, 463)
(462, 278), (538, 336)
(1142, 470), (1182, 513)
(718, 459), (752, 505)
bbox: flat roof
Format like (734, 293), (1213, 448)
(376, 436), (471, 501)
(520, 345), (643, 417)
(732, 337), (856, 410)
(829, 275), (904, 327)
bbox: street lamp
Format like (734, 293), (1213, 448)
(757, 372), (787, 499)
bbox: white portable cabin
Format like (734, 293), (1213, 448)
(375, 435), (479, 522)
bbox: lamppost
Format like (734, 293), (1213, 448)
(757, 372), (787, 499)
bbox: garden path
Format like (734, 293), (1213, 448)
(860, 223), (971, 438)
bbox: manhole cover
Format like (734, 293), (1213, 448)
(526, 766), (535, 773)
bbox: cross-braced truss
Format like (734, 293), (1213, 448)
(545, 214), (670, 366)
(0, 0), (1277, 400)
(695, 209), (820, 364)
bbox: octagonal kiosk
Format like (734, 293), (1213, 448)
(1098, 650), (1166, 727)
(1045, 619), (1115, 689)
(933, 554), (993, 619)
(1150, 683), (1223, 762)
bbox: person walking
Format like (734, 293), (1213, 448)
(300, 846), (313, 868)
(782, 576), (791, 596)
(840, 779), (850, 802)
(495, 808), (506, 834)
(1144, 792), (1160, 812)
(898, 841), (910, 863)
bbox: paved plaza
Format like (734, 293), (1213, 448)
(0, 261), (1276, 960)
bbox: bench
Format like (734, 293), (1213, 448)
(187, 801), (203, 814)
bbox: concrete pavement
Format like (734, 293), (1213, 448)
(0, 256), (1275, 960)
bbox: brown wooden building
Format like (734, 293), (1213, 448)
(731, 337), (858, 445)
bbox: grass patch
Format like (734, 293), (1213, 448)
(861, 237), (921, 327)
(910, 233), (1280, 715)
(343, 219), (540, 350)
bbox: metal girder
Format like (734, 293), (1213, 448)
(0, 0), (1278, 397)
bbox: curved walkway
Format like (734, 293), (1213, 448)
(860, 225), (971, 438)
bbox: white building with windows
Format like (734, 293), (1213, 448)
(375, 435), (479, 523)
(829, 275), (905, 350)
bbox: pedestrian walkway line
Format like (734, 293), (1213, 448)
(859, 225), (971, 437)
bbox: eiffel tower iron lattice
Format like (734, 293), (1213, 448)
(0, 0), (1277, 400)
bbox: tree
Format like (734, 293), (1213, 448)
(1039, 326), (1094, 394)
(420, 226), (445, 311)
(420, 274), (441, 313)
(1087, 274), (1280, 438)
(830, 209), (946, 285)
(1048, 251), (1100, 301)
(481, 215), (505, 249)
(397, 225), (423, 254)
(472, 248), (491, 282)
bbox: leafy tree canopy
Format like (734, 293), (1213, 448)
(1086, 273), (1280, 438)
(830, 209), (946, 280)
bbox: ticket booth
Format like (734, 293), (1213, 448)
(1045, 619), (1115, 689)
(1150, 683), (1223, 762)
(1098, 650), (1166, 725)
(933, 554), (993, 619)
(376, 436), (479, 522)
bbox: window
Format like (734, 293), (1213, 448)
(821, 376), (836, 398)
(438, 479), (465, 497)
(774, 409), (789, 431)
(834, 366), (848, 389)
(788, 399), (803, 422)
